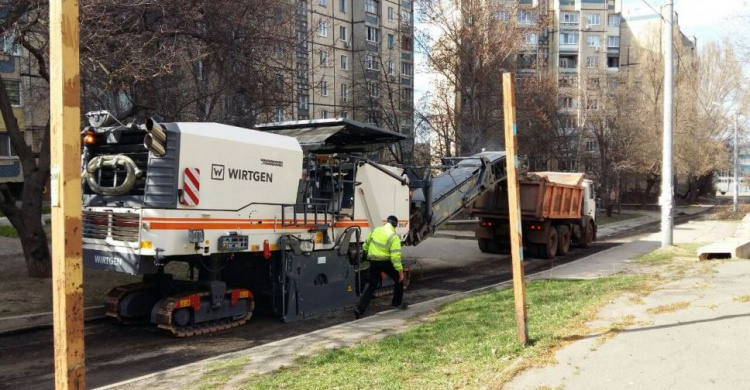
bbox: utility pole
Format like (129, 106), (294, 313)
(660, 0), (674, 248)
(502, 73), (528, 346)
(734, 113), (739, 213)
(50, 0), (85, 388)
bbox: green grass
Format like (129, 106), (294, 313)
(0, 226), (18, 238)
(188, 356), (251, 390)
(596, 212), (642, 226)
(634, 243), (705, 265)
(206, 276), (645, 390)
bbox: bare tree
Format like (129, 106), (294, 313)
(415, 0), (531, 157)
(0, 0), (302, 277)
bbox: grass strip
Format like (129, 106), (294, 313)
(212, 276), (645, 390)
(0, 226), (18, 238)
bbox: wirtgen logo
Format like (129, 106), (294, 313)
(94, 255), (122, 266)
(211, 164), (225, 180)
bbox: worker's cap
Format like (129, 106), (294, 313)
(387, 215), (398, 228)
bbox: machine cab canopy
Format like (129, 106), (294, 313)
(256, 118), (407, 154)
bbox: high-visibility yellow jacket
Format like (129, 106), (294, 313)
(363, 223), (402, 271)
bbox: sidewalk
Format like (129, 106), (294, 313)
(506, 221), (750, 389)
(100, 209), (732, 390)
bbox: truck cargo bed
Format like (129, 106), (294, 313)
(470, 172), (585, 220)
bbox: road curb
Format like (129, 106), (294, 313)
(0, 306), (106, 335)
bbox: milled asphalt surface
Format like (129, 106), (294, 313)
(97, 206), (734, 390)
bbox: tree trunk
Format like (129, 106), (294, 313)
(18, 216), (51, 278)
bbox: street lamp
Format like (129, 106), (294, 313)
(733, 113), (739, 213)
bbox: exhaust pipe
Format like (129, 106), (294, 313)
(144, 118), (167, 157)
(144, 133), (166, 157)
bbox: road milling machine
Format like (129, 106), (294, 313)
(80, 112), (509, 336)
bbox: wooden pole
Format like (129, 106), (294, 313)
(50, 0), (85, 388)
(502, 73), (528, 346)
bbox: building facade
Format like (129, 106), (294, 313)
(289, 0), (415, 137)
(0, 31), (46, 184)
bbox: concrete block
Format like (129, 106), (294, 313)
(697, 238), (750, 260)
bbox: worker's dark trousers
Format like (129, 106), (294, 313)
(357, 260), (403, 315)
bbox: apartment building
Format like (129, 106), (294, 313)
(290, 0), (415, 137)
(0, 32), (46, 183)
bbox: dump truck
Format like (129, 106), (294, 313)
(470, 172), (596, 259)
(80, 112), (506, 336)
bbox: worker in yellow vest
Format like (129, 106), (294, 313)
(354, 215), (408, 319)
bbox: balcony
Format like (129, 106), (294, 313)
(559, 42), (579, 52)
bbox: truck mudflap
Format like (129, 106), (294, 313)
(83, 246), (159, 275)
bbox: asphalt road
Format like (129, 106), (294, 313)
(0, 217), (685, 390)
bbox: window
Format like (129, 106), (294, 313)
(0, 134), (17, 157)
(388, 60), (395, 75)
(365, 54), (377, 70)
(4, 81), (21, 106)
(401, 87), (413, 102)
(586, 35), (600, 48)
(388, 6), (394, 20)
(559, 75), (577, 87)
(401, 62), (413, 76)
(559, 56), (577, 69)
(586, 14), (600, 26)
(365, 0), (377, 14)
(525, 33), (538, 45)
(342, 111), (349, 119)
(607, 36), (619, 48)
(1, 33), (21, 56)
(319, 0), (326, 6)
(586, 56), (598, 68)
(319, 20), (328, 37)
(276, 108), (286, 122)
(559, 97), (574, 109)
(321, 80), (328, 96)
(401, 36), (413, 51)
(561, 33), (578, 44)
(561, 12), (578, 25)
(401, 10), (412, 25)
(518, 10), (532, 25)
(340, 54), (348, 70)
(369, 83), (380, 97)
(608, 78), (619, 90)
(341, 84), (349, 102)
(320, 50), (329, 66)
(608, 14), (620, 27)
(494, 11), (510, 21)
(586, 140), (596, 152)
(322, 110), (329, 119)
(366, 27), (380, 42)
(562, 116), (576, 130)
(607, 56), (620, 68)
(339, 0), (347, 13)
(388, 34), (395, 49)
(340, 26), (348, 42)
(587, 77), (600, 89)
(299, 96), (309, 110)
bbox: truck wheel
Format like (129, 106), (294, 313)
(556, 225), (571, 255)
(577, 222), (594, 248)
(478, 239), (491, 253)
(478, 239), (500, 254)
(540, 227), (558, 260)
